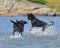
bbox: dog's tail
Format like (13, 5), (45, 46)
(48, 21), (54, 26)
(9, 19), (15, 24)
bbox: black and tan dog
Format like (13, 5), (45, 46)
(27, 13), (54, 31)
(10, 19), (27, 36)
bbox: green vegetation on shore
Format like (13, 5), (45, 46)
(46, 0), (60, 11)
(16, 0), (22, 2)
(28, 0), (60, 11)
(28, 0), (47, 5)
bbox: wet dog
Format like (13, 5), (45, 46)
(27, 13), (54, 31)
(10, 19), (27, 36)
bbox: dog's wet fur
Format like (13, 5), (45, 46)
(10, 19), (27, 36)
(27, 13), (54, 31)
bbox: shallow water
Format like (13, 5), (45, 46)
(0, 16), (60, 48)
(0, 32), (60, 48)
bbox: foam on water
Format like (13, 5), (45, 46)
(29, 26), (57, 36)
(8, 33), (26, 40)
(10, 35), (22, 38)
(0, 26), (57, 40)
(9, 32), (23, 38)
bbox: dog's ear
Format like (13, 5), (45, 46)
(30, 13), (34, 16)
(16, 20), (19, 22)
(21, 20), (27, 24)
(30, 13), (33, 15)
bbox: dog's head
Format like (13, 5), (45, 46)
(20, 20), (27, 25)
(27, 13), (35, 20)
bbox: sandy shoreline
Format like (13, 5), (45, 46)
(0, 0), (60, 16)
(0, 11), (60, 16)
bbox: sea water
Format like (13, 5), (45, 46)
(0, 16), (60, 48)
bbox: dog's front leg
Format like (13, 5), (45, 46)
(13, 31), (15, 36)
(29, 27), (33, 31)
(13, 29), (16, 36)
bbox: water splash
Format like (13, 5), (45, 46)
(29, 26), (57, 36)
(10, 35), (22, 38)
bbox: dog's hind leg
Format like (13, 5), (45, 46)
(21, 32), (23, 37)
(42, 26), (45, 31)
(29, 27), (33, 31)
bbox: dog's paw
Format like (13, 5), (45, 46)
(29, 29), (31, 31)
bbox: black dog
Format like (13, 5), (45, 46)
(27, 13), (54, 31)
(10, 19), (27, 36)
